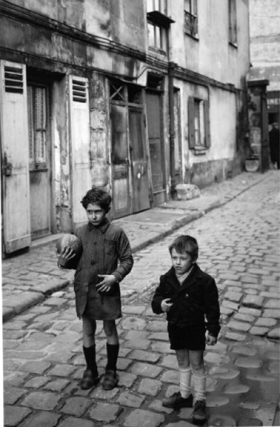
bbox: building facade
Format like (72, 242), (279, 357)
(249, 0), (280, 126)
(0, 0), (250, 255)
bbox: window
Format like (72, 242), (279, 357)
(148, 22), (167, 51)
(147, 0), (167, 15)
(184, 0), (198, 37)
(229, 0), (237, 45)
(28, 85), (48, 169)
(188, 97), (210, 150)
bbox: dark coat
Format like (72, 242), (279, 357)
(151, 264), (220, 337)
(74, 219), (133, 318)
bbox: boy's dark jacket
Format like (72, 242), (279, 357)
(151, 263), (220, 338)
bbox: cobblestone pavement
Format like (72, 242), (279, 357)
(2, 170), (280, 427)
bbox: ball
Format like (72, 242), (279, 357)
(56, 234), (82, 268)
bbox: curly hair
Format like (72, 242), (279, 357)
(81, 186), (112, 212)
(169, 235), (198, 261)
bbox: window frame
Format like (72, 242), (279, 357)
(184, 0), (198, 38)
(188, 96), (210, 152)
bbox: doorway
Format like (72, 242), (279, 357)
(27, 83), (52, 239)
(110, 80), (150, 218)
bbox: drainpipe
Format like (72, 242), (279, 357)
(168, 61), (177, 199)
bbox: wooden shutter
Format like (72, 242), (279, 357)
(69, 76), (91, 226)
(0, 61), (31, 253)
(204, 100), (211, 148)
(188, 96), (195, 148)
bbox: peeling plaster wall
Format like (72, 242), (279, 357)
(176, 78), (238, 186)
(88, 73), (109, 189)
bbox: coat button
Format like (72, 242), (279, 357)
(91, 260), (95, 265)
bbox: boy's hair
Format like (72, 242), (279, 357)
(169, 235), (198, 261)
(81, 186), (112, 212)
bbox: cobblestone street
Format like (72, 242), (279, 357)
(3, 171), (280, 427)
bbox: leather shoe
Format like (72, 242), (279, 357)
(80, 369), (99, 390)
(102, 370), (119, 390)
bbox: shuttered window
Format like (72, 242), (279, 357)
(188, 97), (210, 149)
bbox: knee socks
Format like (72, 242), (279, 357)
(106, 343), (119, 372)
(193, 373), (207, 402)
(83, 345), (98, 377)
(179, 367), (192, 398)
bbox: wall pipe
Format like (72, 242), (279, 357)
(168, 61), (177, 199)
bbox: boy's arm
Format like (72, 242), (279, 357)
(204, 278), (221, 338)
(151, 278), (165, 314)
(112, 230), (134, 282)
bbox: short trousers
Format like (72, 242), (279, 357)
(83, 288), (122, 321)
(168, 323), (206, 351)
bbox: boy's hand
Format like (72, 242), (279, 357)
(57, 246), (75, 267)
(161, 298), (173, 312)
(206, 333), (217, 346)
(96, 274), (117, 293)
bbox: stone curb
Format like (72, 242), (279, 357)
(3, 173), (268, 323)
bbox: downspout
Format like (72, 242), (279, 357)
(168, 61), (177, 199)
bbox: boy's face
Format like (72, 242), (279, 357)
(86, 203), (107, 227)
(171, 248), (194, 275)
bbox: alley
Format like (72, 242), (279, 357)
(3, 172), (280, 427)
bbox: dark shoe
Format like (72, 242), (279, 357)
(162, 391), (193, 409)
(80, 369), (99, 390)
(102, 370), (119, 390)
(193, 400), (207, 422)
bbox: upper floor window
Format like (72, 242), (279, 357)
(188, 97), (210, 151)
(229, 0), (237, 45)
(184, 0), (198, 38)
(147, 0), (167, 15)
(147, 0), (173, 53)
(148, 22), (167, 52)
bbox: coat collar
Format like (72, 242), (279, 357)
(166, 263), (202, 289)
(88, 218), (110, 233)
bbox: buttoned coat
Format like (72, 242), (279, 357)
(151, 263), (220, 338)
(73, 219), (133, 318)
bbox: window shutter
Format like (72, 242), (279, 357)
(188, 96), (195, 148)
(204, 100), (211, 148)
(0, 61), (31, 253)
(69, 75), (91, 226)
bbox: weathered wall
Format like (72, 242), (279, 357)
(170, 0), (250, 89)
(249, 0), (280, 91)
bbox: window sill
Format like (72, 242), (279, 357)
(192, 147), (208, 155)
(229, 41), (238, 49)
(184, 32), (199, 41)
(148, 46), (167, 56)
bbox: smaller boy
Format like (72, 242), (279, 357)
(58, 187), (133, 391)
(151, 235), (220, 422)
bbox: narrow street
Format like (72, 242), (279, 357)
(3, 172), (280, 427)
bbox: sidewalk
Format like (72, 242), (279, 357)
(2, 171), (270, 323)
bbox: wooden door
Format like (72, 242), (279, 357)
(27, 84), (51, 239)
(111, 103), (131, 218)
(146, 91), (165, 204)
(129, 108), (150, 212)
(0, 61), (31, 253)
